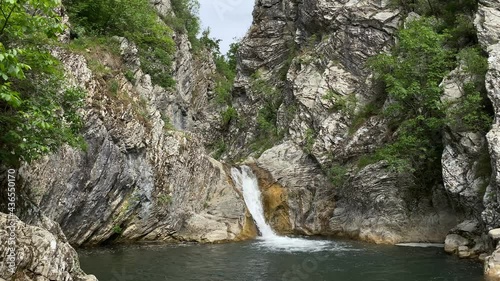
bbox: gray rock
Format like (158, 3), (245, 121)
(458, 246), (472, 258)
(0, 213), (96, 281)
(256, 141), (335, 234)
(445, 234), (470, 254)
(20, 36), (245, 245)
(490, 228), (500, 240)
(330, 162), (459, 244)
(485, 249), (500, 280)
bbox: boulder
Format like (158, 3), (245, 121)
(445, 234), (470, 254)
(490, 228), (500, 240)
(0, 213), (96, 281)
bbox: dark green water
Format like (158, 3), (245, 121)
(79, 239), (484, 281)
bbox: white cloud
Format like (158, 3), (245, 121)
(198, 0), (254, 54)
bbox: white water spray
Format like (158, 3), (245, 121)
(231, 166), (277, 238)
(231, 165), (336, 252)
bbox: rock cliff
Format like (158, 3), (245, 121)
(17, 1), (250, 246)
(225, 0), (466, 245)
(475, 0), (500, 278)
(9, 0), (500, 279)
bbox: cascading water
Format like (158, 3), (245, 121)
(231, 165), (335, 252)
(231, 166), (278, 239)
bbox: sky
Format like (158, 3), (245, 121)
(198, 0), (254, 54)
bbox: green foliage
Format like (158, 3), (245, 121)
(368, 15), (491, 189)
(252, 74), (283, 135)
(0, 0), (64, 108)
(448, 47), (491, 132)
(161, 114), (175, 131)
(0, 0), (64, 42)
(212, 140), (227, 160)
(221, 106), (238, 126)
(278, 41), (298, 81)
(349, 103), (383, 135)
(0, 0), (86, 166)
(458, 46), (488, 78)
(389, 0), (478, 48)
(389, 0), (477, 19)
(304, 128), (316, 155)
(65, 0), (177, 88)
(249, 133), (283, 158)
(368, 18), (452, 181)
(227, 42), (239, 73)
(247, 73), (285, 155)
(326, 164), (348, 187)
(322, 90), (357, 115)
(213, 41), (239, 105)
(108, 79), (120, 96)
(164, 0), (201, 51)
(369, 18), (452, 122)
(449, 82), (492, 132)
(112, 224), (123, 234)
(125, 69), (136, 84)
(157, 194), (172, 206)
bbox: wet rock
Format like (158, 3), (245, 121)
(485, 249), (500, 280)
(256, 141), (334, 234)
(459, 246), (472, 258)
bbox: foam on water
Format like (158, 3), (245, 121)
(254, 236), (336, 252)
(396, 243), (445, 248)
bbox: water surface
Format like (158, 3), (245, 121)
(79, 239), (484, 281)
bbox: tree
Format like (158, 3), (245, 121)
(1, 0), (64, 108)
(368, 18), (453, 182)
(0, 0), (85, 167)
(64, 0), (177, 88)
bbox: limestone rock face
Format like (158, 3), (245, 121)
(444, 220), (489, 259)
(0, 213), (97, 281)
(226, 0), (466, 244)
(332, 162), (460, 244)
(476, 0), (500, 277)
(439, 66), (491, 257)
(150, 0), (172, 16)
(256, 142), (335, 234)
(19, 36), (245, 245)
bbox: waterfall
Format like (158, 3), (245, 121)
(230, 166), (278, 239)
(230, 165), (335, 252)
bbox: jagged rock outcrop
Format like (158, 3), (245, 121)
(232, 0), (401, 166)
(0, 213), (97, 281)
(440, 66), (492, 259)
(331, 162), (460, 244)
(228, 0), (400, 160)
(224, 0), (464, 244)
(253, 141), (459, 244)
(19, 6), (248, 245)
(475, 0), (500, 277)
(255, 142), (335, 235)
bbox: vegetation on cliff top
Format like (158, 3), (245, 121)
(0, 0), (85, 166)
(367, 0), (492, 188)
(1, 0), (205, 166)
